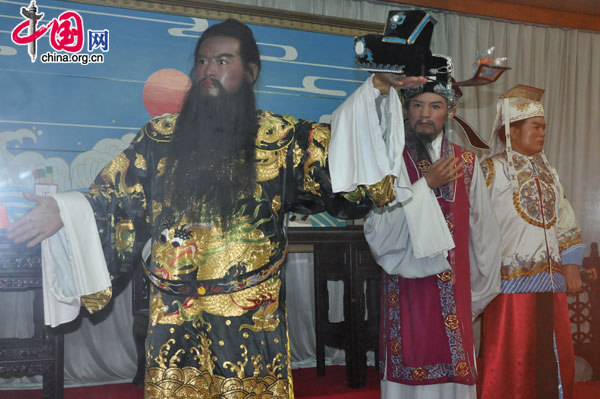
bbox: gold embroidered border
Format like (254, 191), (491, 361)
(413, 367), (428, 381)
(559, 236), (582, 252)
(145, 366), (289, 398)
(455, 362), (469, 377)
(437, 271), (452, 282)
(484, 158), (495, 187)
(341, 186), (367, 205)
(391, 340), (402, 355)
(116, 220), (135, 260)
(512, 192), (556, 229)
(501, 259), (563, 280)
(444, 315), (459, 330)
(364, 175), (396, 207)
(145, 114), (177, 142)
(81, 287), (113, 314)
(461, 151), (475, 165)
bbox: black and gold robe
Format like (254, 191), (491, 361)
(82, 110), (389, 398)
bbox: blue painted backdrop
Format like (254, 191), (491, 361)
(0, 0), (369, 225)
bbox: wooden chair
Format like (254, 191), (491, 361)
(0, 233), (64, 398)
(289, 227), (380, 389)
(569, 242), (600, 379)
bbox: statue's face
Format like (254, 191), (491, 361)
(194, 36), (248, 96)
(407, 92), (451, 141)
(510, 116), (546, 156)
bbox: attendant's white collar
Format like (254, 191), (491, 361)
(427, 133), (444, 162)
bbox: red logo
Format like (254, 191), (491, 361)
(11, 1), (93, 63)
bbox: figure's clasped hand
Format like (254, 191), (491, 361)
(372, 73), (428, 95)
(564, 264), (583, 294)
(425, 157), (464, 189)
(6, 192), (63, 248)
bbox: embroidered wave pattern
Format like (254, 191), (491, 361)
(500, 252), (566, 293)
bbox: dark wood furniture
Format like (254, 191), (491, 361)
(0, 235), (64, 398)
(569, 242), (600, 379)
(131, 226), (381, 388)
(288, 226), (380, 388)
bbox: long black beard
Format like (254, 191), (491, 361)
(406, 125), (438, 162)
(164, 78), (258, 230)
(416, 131), (436, 143)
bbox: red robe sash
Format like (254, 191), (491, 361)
(380, 134), (476, 385)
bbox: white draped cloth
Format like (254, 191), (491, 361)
(42, 192), (110, 327)
(330, 74), (412, 199)
(330, 75), (454, 275)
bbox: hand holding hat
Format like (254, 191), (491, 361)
(372, 73), (428, 94)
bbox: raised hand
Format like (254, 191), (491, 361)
(372, 72), (428, 95)
(6, 192), (63, 248)
(425, 156), (464, 189)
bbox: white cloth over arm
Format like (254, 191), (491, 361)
(329, 74), (412, 201)
(364, 133), (455, 276)
(468, 159), (502, 318)
(364, 198), (451, 278)
(330, 76), (454, 262)
(42, 191), (111, 327)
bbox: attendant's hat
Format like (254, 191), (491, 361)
(496, 84), (545, 125)
(354, 10), (436, 76)
(488, 84), (545, 157)
(486, 84), (552, 193)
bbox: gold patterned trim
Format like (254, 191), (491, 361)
(391, 340), (402, 355)
(461, 151), (475, 165)
(388, 293), (399, 307)
(417, 160), (432, 173)
(145, 366), (289, 398)
(156, 157), (167, 177)
(484, 158), (495, 187)
(444, 315), (459, 330)
(271, 195), (282, 213)
(341, 186), (367, 205)
(413, 367), (428, 381)
(455, 362), (469, 377)
(437, 271), (452, 282)
(145, 114), (177, 142)
(559, 236), (582, 252)
(71, 0), (383, 37)
(501, 259), (563, 280)
(81, 287), (113, 314)
(364, 175), (396, 208)
(115, 219), (135, 260)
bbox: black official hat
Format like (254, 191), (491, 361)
(354, 10), (437, 76)
(402, 54), (460, 106)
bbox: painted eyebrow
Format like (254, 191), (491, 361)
(197, 52), (236, 59)
(412, 100), (445, 104)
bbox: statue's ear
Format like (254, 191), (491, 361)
(246, 63), (259, 83)
(448, 106), (457, 120)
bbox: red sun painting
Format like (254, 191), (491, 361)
(142, 68), (191, 117)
